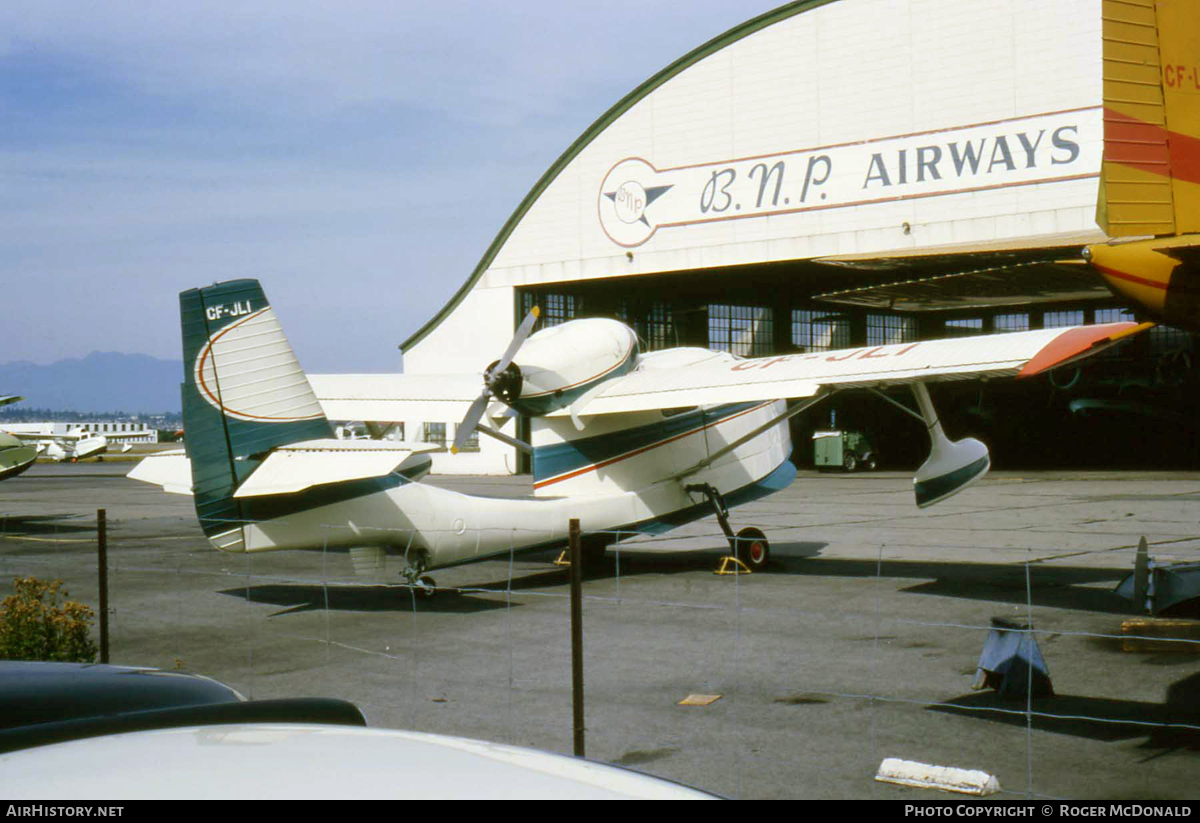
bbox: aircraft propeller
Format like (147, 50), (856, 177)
(451, 306), (540, 454)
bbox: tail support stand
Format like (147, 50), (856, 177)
(686, 483), (751, 575)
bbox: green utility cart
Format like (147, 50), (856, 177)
(813, 430), (878, 472)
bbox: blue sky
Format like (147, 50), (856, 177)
(0, 1), (783, 373)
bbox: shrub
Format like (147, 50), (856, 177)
(0, 577), (98, 662)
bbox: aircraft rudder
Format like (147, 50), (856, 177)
(1155, 0), (1200, 233)
(1098, 0), (1200, 236)
(179, 279), (333, 542)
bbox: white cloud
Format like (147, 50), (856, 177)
(0, 0), (783, 373)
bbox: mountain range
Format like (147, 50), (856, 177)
(0, 352), (183, 414)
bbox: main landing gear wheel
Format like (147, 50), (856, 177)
(734, 527), (770, 572)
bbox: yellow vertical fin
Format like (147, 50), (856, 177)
(1155, 0), (1200, 233)
(1098, 0), (1175, 236)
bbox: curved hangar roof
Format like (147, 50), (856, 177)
(403, 0), (1103, 354)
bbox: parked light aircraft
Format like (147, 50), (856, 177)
(0, 396), (37, 482)
(1, 395), (140, 464)
(130, 279), (1145, 593)
(1, 423), (139, 463)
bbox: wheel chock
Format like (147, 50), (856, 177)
(715, 555), (751, 575)
(971, 617), (1053, 699)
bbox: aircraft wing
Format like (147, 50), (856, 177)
(3, 431), (52, 443)
(308, 374), (480, 422)
(0, 396), (24, 408)
(559, 322), (1148, 417)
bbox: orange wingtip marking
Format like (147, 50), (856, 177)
(1017, 322), (1150, 378)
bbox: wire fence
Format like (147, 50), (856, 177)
(2, 472), (1200, 799)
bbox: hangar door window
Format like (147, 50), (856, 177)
(1095, 308), (1135, 324)
(994, 313), (1029, 332)
(792, 309), (849, 352)
(944, 317), (983, 337)
(618, 300), (676, 351)
(421, 422), (447, 449)
(709, 304), (773, 356)
(1148, 324), (1193, 354)
(1044, 310), (1084, 328)
(866, 314), (917, 346)
(522, 291), (579, 331)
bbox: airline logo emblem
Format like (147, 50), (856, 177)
(597, 107), (1098, 248)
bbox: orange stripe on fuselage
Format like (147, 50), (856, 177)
(1093, 263), (1169, 292)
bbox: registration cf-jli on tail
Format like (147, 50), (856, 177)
(130, 279), (1145, 593)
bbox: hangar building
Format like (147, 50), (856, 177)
(397, 0), (1196, 475)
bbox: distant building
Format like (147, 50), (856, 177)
(14, 421), (160, 444)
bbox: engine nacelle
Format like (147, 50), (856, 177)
(505, 318), (639, 416)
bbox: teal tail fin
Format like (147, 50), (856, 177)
(180, 279), (333, 549)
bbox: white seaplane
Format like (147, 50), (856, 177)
(1, 425), (138, 463)
(130, 279), (1146, 593)
(1, 394), (141, 466)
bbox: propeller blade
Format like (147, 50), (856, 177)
(452, 306), (540, 455)
(491, 306), (540, 378)
(452, 392), (490, 454)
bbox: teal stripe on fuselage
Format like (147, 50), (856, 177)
(533, 402), (763, 485)
(426, 456), (798, 571)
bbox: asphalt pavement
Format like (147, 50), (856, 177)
(2, 462), (1199, 799)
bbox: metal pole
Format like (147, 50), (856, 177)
(97, 508), (109, 664)
(569, 518), (585, 757)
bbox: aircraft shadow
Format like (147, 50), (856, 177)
(217, 583), (515, 616)
(606, 540), (826, 573)
(0, 514), (94, 535)
(759, 556), (1130, 614)
(929, 671), (1200, 751)
(470, 541), (829, 588)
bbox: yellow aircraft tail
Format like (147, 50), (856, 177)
(1097, 0), (1200, 236)
(1088, 0), (1200, 326)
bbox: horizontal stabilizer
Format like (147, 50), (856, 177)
(127, 450), (192, 495)
(233, 439), (437, 498)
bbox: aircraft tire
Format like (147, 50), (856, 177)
(735, 527), (770, 571)
(416, 575), (437, 598)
